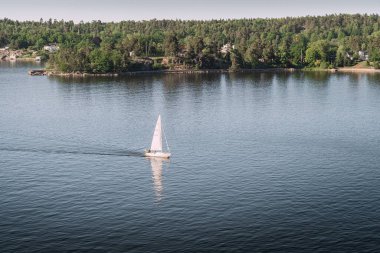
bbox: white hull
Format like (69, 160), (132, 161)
(144, 151), (171, 158)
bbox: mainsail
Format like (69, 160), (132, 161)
(150, 115), (162, 151)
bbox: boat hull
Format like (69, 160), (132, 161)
(144, 151), (171, 158)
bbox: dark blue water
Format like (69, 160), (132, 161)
(1, 62), (380, 252)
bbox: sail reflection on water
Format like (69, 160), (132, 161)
(148, 157), (169, 201)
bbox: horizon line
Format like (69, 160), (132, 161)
(2, 12), (380, 24)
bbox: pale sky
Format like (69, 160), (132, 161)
(2, 0), (380, 22)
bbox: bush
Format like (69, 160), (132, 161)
(373, 61), (380, 69)
(319, 61), (328, 69)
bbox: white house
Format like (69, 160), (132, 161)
(220, 43), (235, 54)
(358, 50), (369, 61)
(43, 44), (60, 52)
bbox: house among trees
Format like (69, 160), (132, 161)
(43, 44), (59, 52)
(358, 51), (369, 61)
(220, 43), (235, 54)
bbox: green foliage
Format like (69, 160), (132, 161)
(305, 40), (328, 66)
(152, 62), (163, 70)
(319, 61), (328, 69)
(90, 48), (112, 73)
(164, 33), (179, 57)
(1, 14), (380, 72)
(335, 45), (346, 66)
(230, 49), (243, 70)
(305, 40), (337, 67)
(368, 35), (380, 62)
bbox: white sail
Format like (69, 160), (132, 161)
(150, 115), (162, 151)
(145, 114), (171, 158)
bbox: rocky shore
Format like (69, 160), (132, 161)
(336, 67), (380, 73)
(27, 67), (380, 77)
(28, 68), (297, 77)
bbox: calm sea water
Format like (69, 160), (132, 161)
(1, 62), (380, 252)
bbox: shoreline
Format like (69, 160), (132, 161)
(303, 67), (380, 73)
(2, 58), (40, 62)
(43, 68), (298, 77)
(27, 67), (380, 77)
(335, 67), (380, 73)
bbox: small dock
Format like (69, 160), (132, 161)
(28, 69), (47, 76)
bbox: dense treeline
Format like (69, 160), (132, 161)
(1, 14), (380, 72)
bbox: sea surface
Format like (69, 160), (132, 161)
(1, 62), (380, 252)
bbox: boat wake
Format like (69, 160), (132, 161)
(0, 129), (147, 158)
(0, 146), (145, 157)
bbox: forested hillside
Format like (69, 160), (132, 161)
(1, 14), (380, 72)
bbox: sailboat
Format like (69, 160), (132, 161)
(144, 115), (171, 158)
